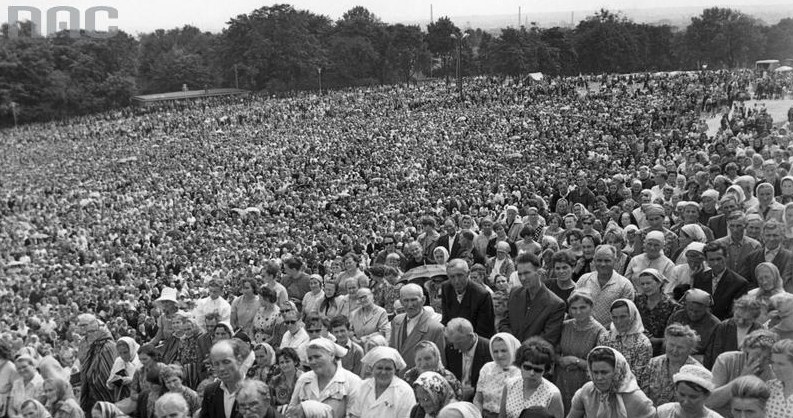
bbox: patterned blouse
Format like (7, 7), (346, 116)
(475, 363), (521, 414)
(597, 332), (652, 385)
(502, 377), (560, 418)
(252, 306), (281, 344)
(766, 379), (793, 418)
(635, 294), (680, 339)
(639, 354), (702, 406)
(269, 370), (303, 407)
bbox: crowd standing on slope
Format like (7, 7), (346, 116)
(2, 69), (793, 418)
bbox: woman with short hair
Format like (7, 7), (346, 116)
(252, 286), (282, 345)
(729, 375), (770, 418)
(703, 296), (764, 370)
(640, 323), (702, 406)
(403, 341), (463, 400)
(42, 377), (84, 418)
(765, 339), (793, 418)
(8, 354), (45, 417)
(498, 337), (563, 418)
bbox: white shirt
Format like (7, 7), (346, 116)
(193, 296), (231, 331)
(289, 365), (363, 418)
(349, 376), (416, 418)
(220, 381), (239, 418)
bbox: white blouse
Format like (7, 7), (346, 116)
(289, 366), (362, 418)
(349, 377), (416, 418)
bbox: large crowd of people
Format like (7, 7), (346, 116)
(1, 67), (793, 418)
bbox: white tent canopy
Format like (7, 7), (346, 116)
(774, 66), (793, 73)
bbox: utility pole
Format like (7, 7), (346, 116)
(234, 64), (239, 89)
(317, 67), (322, 95)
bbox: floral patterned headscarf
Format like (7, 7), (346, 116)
(413, 371), (457, 418)
(608, 299), (645, 336)
(586, 346), (641, 418)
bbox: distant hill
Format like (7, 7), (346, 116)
(399, 3), (793, 32)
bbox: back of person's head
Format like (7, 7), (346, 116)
(155, 392), (189, 418)
(730, 375), (770, 409)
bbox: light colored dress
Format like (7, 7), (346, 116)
(502, 377), (560, 418)
(475, 363), (520, 415)
(230, 295), (261, 336)
(556, 319), (606, 412)
(765, 379), (793, 418)
(348, 376), (416, 418)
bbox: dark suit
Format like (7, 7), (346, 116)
(498, 284), (566, 345)
(707, 214), (728, 240)
(391, 309), (446, 372)
(436, 233), (471, 261)
(703, 318), (763, 370)
(743, 246), (793, 289)
(441, 281), (495, 338)
(444, 336), (492, 400)
(199, 381), (242, 418)
(692, 268), (750, 320)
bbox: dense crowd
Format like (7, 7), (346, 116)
(2, 68), (793, 418)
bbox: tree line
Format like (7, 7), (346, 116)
(1, 4), (793, 125)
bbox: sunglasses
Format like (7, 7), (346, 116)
(521, 363), (545, 374)
(283, 320), (297, 325)
(306, 328), (322, 334)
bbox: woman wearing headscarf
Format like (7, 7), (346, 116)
(43, 377), (84, 418)
(673, 224), (707, 265)
(748, 263), (787, 325)
(473, 333), (521, 418)
(403, 341), (463, 400)
(634, 268), (681, 356)
(567, 346), (655, 418)
(597, 299), (652, 384)
(105, 337), (140, 405)
(19, 399), (51, 418)
(410, 372), (458, 418)
(555, 291), (606, 413)
(349, 347), (415, 418)
(437, 402), (481, 418)
(287, 339), (362, 418)
(91, 401), (128, 418)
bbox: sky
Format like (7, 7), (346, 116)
(3, 0), (791, 36)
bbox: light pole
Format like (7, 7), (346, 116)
(317, 67), (322, 96)
(450, 32), (469, 99)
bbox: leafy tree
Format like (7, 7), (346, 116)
(385, 24), (425, 84)
(685, 7), (765, 68)
(426, 17), (461, 82)
(573, 10), (641, 74)
(765, 18), (793, 59)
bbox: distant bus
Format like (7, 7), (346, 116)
(756, 60), (780, 71)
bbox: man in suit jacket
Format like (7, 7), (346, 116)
(436, 218), (471, 261)
(443, 318), (492, 401)
(441, 260), (495, 338)
(693, 241), (750, 321)
(498, 252), (566, 345)
(742, 219), (793, 290)
(707, 195), (739, 240)
(200, 339), (246, 418)
(391, 283), (446, 372)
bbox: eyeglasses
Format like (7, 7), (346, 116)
(283, 320), (297, 325)
(521, 363), (545, 374)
